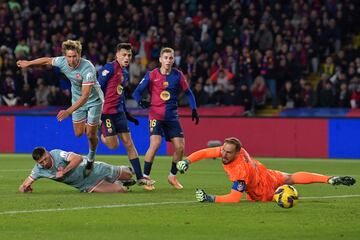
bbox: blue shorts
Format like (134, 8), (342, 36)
(101, 113), (129, 137)
(149, 119), (184, 142)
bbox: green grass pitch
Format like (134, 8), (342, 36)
(0, 154), (359, 240)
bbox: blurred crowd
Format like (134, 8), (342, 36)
(1, 0), (360, 113)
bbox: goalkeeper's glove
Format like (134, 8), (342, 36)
(195, 188), (215, 202)
(176, 159), (190, 174)
(192, 109), (199, 125)
(138, 100), (150, 109)
(125, 111), (139, 125)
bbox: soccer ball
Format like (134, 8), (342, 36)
(273, 184), (299, 208)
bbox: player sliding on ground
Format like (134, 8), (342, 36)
(19, 147), (136, 193)
(176, 137), (356, 203)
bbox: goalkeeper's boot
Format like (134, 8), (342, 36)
(142, 176), (156, 191)
(168, 175), (183, 189)
(328, 176), (356, 186)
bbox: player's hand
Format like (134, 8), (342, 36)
(192, 109), (199, 125)
(195, 188), (215, 202)
(16, 60), (30, 68)
(138, 100), (150, 109)
(57, 110), (70, 121)
(19, 185), (33, 193)
(56, 166), (64, 178)
(125, 112), (139, 125)
(176, 159), (190, 174)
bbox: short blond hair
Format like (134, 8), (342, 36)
(160, 47), (174, 56)
(62, 40), (82, 55)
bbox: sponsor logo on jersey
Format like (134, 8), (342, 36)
(102, 70), (110, 76)
(117, 85), (123, 95)
(163, 81), (169, 87)
(60, 151), (68, 158)
(160, 90), (170, 101)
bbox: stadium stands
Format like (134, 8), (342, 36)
(0, 0), (360, 115)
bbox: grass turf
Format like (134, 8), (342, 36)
(0, 154), (359, 240)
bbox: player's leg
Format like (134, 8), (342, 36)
(143, 119), (163, 177)
(73, 121), (86, 136)
(92, 181), (127, 193)
(284, 171), (355, 186)
(166, 120), (185, 189)
(141, 134), (162, 190)
(119, 132), (145, 182)
(86, 104), (103, 162)
(143, 134), (162, 177)
(100, 114), (120, 149)
(72, 109), (87, 136)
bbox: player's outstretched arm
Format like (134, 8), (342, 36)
(19, 176), (35, 193)
(214, 181), (246, 203)
(17, 57), (52, 68)
(195, 188), (215, 202)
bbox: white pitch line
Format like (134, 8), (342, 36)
(301, 194), (360, 199)
(0, 201), (196, 215)
(1, 194), (360, 215)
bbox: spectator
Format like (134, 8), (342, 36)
(18, 83), (35, 106)
(251, 75), (267, 110)
(279, 80), (296, 109)
(129, 54), (146, 85)
(35, 78), (49, 106)
(224, 83), (240, 106)
(192, 82), (209, 107)
(238, 83), (252, 113)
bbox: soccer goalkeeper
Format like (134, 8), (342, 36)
(176, 137), (356, 203)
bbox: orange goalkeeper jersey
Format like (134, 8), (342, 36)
(187, 146), (285, 201)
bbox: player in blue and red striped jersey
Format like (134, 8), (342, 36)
(98, 43), (153, 187)
(133, 47), (199, 190)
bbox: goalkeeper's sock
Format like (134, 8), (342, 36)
(291, 172), (330, 184)
(87, 150), (96, 162)
(170, 162), (178, 175)
(144, 161), (153, 176)
(129, 158), (143, 180)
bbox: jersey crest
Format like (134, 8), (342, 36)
(117, 85), (123, 95)
(160, 90), (170, 101)
(76, 73), (82, 80)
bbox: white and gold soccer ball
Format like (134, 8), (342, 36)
(273, 184), (299, 208)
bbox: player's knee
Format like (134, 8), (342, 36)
(86, 130), (95, 138)
(149, 142), (161, 151)
(174, 144), (184, 154)
(106, 141), (119, 149)
(122, 139), (134, 149)
(74, 131), (84, 137)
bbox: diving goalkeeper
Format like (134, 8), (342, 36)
(176, 137), (356, 203)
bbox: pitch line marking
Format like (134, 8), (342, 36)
(1, 195), (360, 215)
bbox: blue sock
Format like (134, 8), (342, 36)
(170, 162), (178, 175)
(87, 150), (96, 162)
(130, 158), (143, 180)
(144, 161), (153, 176)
